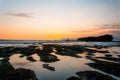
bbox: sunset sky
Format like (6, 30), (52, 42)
(0, 0), (120, 40)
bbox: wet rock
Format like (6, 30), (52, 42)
(0, 58), (10, 64)
(0, 46), (37, 57)
(12, 45), (41, 56)
(52, 45), (83, 58)
(42, 64), (55, 71)
(0, 47), (15, 53)
(118, 55), (120, 58)
(41, 44), (109, 58)
(96, 57), (120, 63)
(41, 45), (53, 54)
(0, 47), (14, 58)
(97, 50), (109, 53)
(76, 71), (116, 80)
(19, 55), (24, 58)
(56, 51), (81, 58)
(15, 68), (38, 80)
(47, 45), (85, 53)
(91, 45), (109, 49)
(105, 53), (112, 57)
(0, 64), (38, 80)
(87, 59), (120, 77)
(0, 64), (15, 80)
(26, 56), (37, 62)
(39, 54), (59, 62)
(86, 48), (109, 53)
(20, 48), (36, 56)
(113, 51), (120, 54)
(85, 55), (92, 59)
(86, 53), (94, 56)
(0, 56), (38, 80)
(67, 76), (81, 80)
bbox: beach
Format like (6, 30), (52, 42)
(0, 40), (120, 80)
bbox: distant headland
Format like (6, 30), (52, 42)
(77, 34), (113, 42)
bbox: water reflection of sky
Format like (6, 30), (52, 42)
(10, 53), (94, 80)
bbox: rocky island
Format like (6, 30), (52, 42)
(77, 34), (113, 42)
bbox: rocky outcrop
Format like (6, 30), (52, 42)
(77, 34), (113, 42)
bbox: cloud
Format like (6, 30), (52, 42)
(101, 24), (120, 30)
(71, 30), (93, 33)
(6, 12), (33, 18)
(107, 30), (120, 35)
(71, 24), (120, 33)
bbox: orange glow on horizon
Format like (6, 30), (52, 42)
(0, 25), (114, 40)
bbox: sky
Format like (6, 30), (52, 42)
(0, 0), (120, 40)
